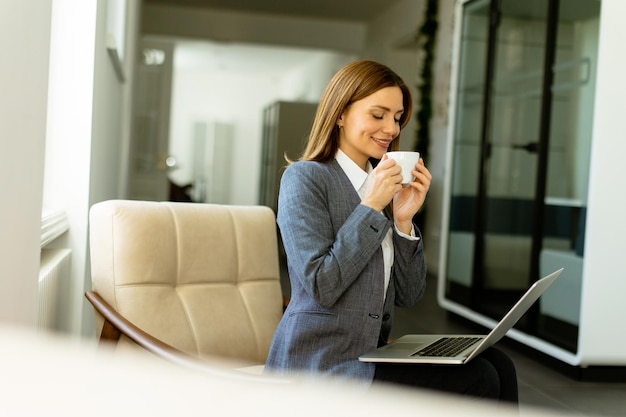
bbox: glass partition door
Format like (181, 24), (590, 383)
(443, 0), (600, 352)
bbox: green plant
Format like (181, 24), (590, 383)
(414, 0), (438, 164)
(412, 0), (438, 232)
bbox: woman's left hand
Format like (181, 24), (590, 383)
(393, 158), (432, 234)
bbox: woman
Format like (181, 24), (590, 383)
(264, 60), (518, 403)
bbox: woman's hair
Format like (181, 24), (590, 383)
(296, 59), (412, 163)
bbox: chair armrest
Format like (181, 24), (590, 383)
(84, 290), (197, 366)
(84, 290), (291, 384)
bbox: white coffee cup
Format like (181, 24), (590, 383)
(386, 151), (420, 184)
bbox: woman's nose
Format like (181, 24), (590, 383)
(383, 119), (399, 136)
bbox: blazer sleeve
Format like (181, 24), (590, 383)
(391, 227), (427, 308)
(277, 162), (392, 308)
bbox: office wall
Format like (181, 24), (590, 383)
(0, 1), (53, 327)
(44, 0), (97, 334)
(169, 52), (355, 205)
(86, 0), (141, 336)
(579, 0), (626, 363)
(0, 0), (140, 336)
(44, 0), (141, 337)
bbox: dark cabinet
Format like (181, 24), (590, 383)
(259, 101), (318, 212)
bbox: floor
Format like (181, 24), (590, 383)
(390, 274), (626, 417)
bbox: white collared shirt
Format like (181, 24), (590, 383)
(335, 149), (418, 299)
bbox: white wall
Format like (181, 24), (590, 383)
(142, 5), (370, 206)
(578, 0), (626, 364)
(168, 52), (355, 205)
(0, 1), (53, 327)
(85, 0), (141, 335)
(44, 0), (140, 337)
(44, 0), (99, 335)
(169, 66), (287, 204)
(277, 53), (358, 103)
(0, 0), (140, 337)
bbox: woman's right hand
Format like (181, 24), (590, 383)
(360, 155), (403, 212)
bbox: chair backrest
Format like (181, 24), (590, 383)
(89, 200), (283, 366)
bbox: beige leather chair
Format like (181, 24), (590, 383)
(86, 199), (284, 373)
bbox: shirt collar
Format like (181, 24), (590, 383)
(335, 149), (372, 193)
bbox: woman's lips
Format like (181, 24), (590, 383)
(372, 137), (392, 148)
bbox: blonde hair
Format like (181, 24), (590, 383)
(295, 60), (412, 163)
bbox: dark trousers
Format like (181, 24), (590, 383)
(372, 347), (518, 404)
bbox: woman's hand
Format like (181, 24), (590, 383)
(360, 154), (403, 212)
(393, 158), (432, 234)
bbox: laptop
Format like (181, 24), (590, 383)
(359, 268), (563, 365)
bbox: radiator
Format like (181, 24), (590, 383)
(38, 248), (72, 331)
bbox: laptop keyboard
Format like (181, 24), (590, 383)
(411, 337), (482, 357)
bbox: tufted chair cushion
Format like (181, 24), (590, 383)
(89, 200), (284, 366)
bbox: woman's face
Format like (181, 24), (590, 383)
(337, 86), (404, 170)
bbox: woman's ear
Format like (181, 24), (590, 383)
(337, 112), (346, 128)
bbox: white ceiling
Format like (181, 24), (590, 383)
(142, 0), (398, 23)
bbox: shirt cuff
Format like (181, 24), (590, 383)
(394, 224), (420, 241)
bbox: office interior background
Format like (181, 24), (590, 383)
(1, 0), (626, 413)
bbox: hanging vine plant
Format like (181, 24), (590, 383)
(414, 0), (439, 164)
(413, 0), (438, 232)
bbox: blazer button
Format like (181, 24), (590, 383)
(368, 313), (380, 319)
(383, 314), (391, 321)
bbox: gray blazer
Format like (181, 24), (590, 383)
(264, 159), (427, 382)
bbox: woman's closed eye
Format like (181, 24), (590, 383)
(372, 112), (402, 123)
(372, 114), (401, 123)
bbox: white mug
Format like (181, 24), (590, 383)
(386, 151), (420, 184)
